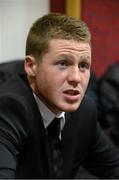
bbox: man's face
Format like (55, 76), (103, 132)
(30, 39), (91, 114)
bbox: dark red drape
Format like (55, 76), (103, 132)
(82, 0), (119, 77)
(50, 0), (65, 13)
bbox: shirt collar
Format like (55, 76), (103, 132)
(33, 93), (65, 130)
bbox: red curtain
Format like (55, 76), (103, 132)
(50, 0), (65, 13)
(82, 0), (119, 77)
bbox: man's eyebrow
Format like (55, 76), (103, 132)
(57, 54), (72, 59)
(80, 55), (91, 60)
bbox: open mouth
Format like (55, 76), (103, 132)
(64, 89), (80, 96)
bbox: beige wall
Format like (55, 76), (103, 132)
(0, 0), (49, 62)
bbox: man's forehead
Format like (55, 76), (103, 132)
(49, 39), (91, 50)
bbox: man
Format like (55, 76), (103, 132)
(0, 13), (119, 179)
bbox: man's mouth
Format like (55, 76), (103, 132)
(63, 89), (80, 96)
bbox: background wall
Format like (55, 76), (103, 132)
(82, 0), (119, 77)
(0, 0), (49, 63)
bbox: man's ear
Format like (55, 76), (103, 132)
(24, 56), (37, 76)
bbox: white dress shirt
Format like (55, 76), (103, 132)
(33, 93), (65, 134)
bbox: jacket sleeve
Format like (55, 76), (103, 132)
(83, 121), (119, 178)
(0, 95), (29, 178)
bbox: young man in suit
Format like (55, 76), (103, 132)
(0, 13), (119, 179)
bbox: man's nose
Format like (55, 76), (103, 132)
(68, 67), (81, 86)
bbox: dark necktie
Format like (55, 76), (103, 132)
(47, 117), (63, 179)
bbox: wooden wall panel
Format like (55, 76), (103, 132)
(66, 0), (81, 19)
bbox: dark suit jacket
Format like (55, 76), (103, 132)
(0, 73), (119, 179)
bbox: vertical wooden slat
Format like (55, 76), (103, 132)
(66, 0), (81, 19)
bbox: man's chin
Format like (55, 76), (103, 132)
(62, 104), (80, 112)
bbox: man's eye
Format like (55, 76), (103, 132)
(58, 61), (69, 69)
(79, 62), (90, 72)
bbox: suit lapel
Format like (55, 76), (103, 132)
(29, 97), (53, 178)
(21, 74), (53, 178)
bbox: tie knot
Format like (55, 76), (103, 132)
(47, 117), (61, 137)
